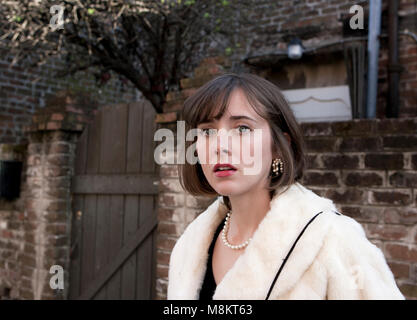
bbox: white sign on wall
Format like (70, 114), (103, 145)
(282, 85), (352, 123)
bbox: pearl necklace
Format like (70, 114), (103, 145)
(221, 211), (252, 250)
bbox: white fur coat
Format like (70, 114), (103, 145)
(167, 182), (405, 300)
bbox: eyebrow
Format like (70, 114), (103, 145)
(200, 115), (257, 124)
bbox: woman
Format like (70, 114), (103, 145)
(167, 73), (405, 300)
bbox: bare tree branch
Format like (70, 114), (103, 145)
(0, 0), (251, 113)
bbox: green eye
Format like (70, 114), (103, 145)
(201, 128), (216, 136)
(238, 125), (251, 134)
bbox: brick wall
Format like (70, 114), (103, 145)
(300, 118), (417, 299)
(0, 55), (140, 145)
(155, 57), (417, 300)
(0, 91), (93, 299)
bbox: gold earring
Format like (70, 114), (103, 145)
(271, 158), (283, 177)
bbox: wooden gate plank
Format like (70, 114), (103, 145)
(137, 194), (156, 298)
(126, 102), (144, 173)
(77, 215), (158, 300)
(69, 194), (84, 299)
(106, 195), (124, 299)
(93, 286), (107, 300)
(121, 195), (139, 299)
(139, 195), (154, 227)
(100, 104), (128, 174)
(94, 194), (111, 298)
(136, 232), (153, 299)
(74, 126), (88, 175)
(80, 194), (97, 293)
(106, 269), (122, 300)
(72, 174), (158, 194)
(141, 100), (157, 173)
(86, 109), (102, 174)
(150, 227), (157, 299)
(121, 254), (136, 299)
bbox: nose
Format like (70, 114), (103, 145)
(215, 128), (232, 156)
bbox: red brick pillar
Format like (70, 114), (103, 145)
(21, 90), (96, 299)
(154, 56), (231, 299)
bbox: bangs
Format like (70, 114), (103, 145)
(183, 76), (236, 127)
(195, 87), (233, 126)
(183, 75), (269, 128)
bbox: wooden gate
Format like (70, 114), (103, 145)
(69, 100), (159, 300)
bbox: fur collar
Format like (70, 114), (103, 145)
(167, 182), (339, 299)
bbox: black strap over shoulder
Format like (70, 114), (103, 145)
(265, 210), (327, 300)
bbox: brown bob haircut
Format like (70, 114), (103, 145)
(178, 72), (306, 210)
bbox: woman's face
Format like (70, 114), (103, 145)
(196, 88), (277, 197)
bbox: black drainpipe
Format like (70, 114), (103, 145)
(387, 0), (402, 118)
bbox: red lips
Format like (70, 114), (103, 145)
(213, 163), (237, 172)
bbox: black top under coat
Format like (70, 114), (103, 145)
(198, 216), (226, 300)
